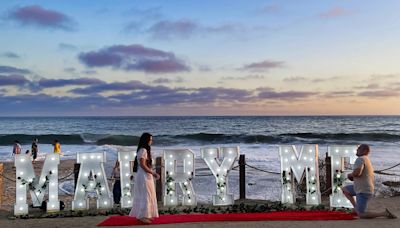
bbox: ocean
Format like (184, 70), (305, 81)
(1, 116), (400, 202)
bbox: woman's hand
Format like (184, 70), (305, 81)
(152, 172), (160, 180)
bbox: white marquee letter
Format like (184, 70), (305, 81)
(164, 149), (196, 206)
(279, 145), (321, 205)
(72, 152), (112, 210)
(201, 147), (239, 206)
(14, 154), (60, 215)
(328, 145), (357, 208)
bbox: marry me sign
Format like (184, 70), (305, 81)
(13, 145), (356, 215)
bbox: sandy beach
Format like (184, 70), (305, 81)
(1, 159), (399, 227)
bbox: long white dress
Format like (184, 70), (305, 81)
(129, 148), (159, 219)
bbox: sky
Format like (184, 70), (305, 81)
(0, 0), (400, 116)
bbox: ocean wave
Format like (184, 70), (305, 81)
(1, 132), (399, 146)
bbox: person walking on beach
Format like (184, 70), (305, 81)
(53, 139), (62, 155)
(111, 161), (121, 205)
(12, 140), (22, 155)
(31, 138), (38, 163)
(129, 133), (159, 224)
(343, 144), (397, 219)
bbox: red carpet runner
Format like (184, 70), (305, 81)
(98, 211), (355, 226)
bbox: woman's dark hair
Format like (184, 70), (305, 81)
(133, 133), (152, 172)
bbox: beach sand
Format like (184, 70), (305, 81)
(1, 160), (399, 227)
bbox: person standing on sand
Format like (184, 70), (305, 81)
(111, 160), (121, 205)
(31, 138), (38, 163)
(53, 139), (62, 155)
(129, 133), (159, 224)
(343, 144), (397, 219)
(12, 140), (22, 155)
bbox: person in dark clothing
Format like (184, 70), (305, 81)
(111, 161), (121, 205)
(31, 138), (38, 163)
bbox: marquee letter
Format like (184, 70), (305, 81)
(328, 145), (357, 208)
(164, 149), (196, 206)
(201, 147), (239, 206)
(279, 145), (321, 205)
(14, 154), (60, 215)
(117, 151), (136, 208)
(72, 152), (113, 210)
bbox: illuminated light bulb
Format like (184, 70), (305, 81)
(20, 185), (24, 188)
(337, 199), (341, 203)
(186, 154), (190, 158)
(221, 187), (224, 190)
(19, 197), (23, 201)
(217, 168), (221, 172)
(52, 170), (57, 174)
(224, 169), (227, 172)
(101, 187), (105, 191)
(20, 158), (25, 162)
(83, 156), (87, 160)
(311, 177), (315, 181)
(169, 154), (173, 158)
(184, 181), (188, 185)
(28, 178), (33, 182)
(345, 150), (349, 153)
(169, 182), (173, 186)
(124, 155), (128, 159)
(19, 171), (24, 175)
(336, 174), (341, 178)
(169, 162), (173, 165)
(222, 197), (226, 201)
(36, 192), (40, 196)
(303, 157), (307, 160)
(312, 196), (316, 200)
(285, 168), (289, 171)
(309, 158), (313, 161)
(19, 207), (24, 211)
(228, 158), (232, 162)
(90, 183), (94, 187)
(347, 200), (350, 203)
(287, 186), (290, 190)
(128, 200), (131, 204)
(309, 149), (313, 153)
(51, 183), (55, 186)
(336, 161), (340, 165)
(188, 199), (192, 203)
(297, 166), (301, 170)
(126, 184), (130, 187)
(187, 191), (191, 194)
(287, 196), (291, 199)
(187, 172), (191, 175)
(335, 149), (339, 153)
(220, 178), (224, 181)
(229, 150), (233, 154)
(291, 156), (295, 160)
(284, 158), (288, 162)
(104, 201), (108, 205)
(84, 173), (88, 177)
(125, 163), (129, 167)
(188, 161), (192, 165)
(97, 155), (101, 159)
(79, 202), (83, 206)
(90, 155), (94, 159)
(353, 150), (356, 153)
(51, 157), (55, 161)
(310, 167), (315, 171)
(42, 178), (46, 181)
(51, 204), (55, 208)
(97, 172), (101, 176)
(125, 173), (129, 177)
(311, 187), (315, 190)
(209, 151), (213, 155)
(285, 149), (288, 153)
(337, 187), (341, 191)
(51, 195), (55, 199)
(170, 199), (174, 203)
(210, 159), (214, 163)
(170, 172), (174, 175)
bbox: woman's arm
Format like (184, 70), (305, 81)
(139, 158), (154, 174)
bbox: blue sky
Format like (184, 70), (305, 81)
(1, 0), (400, 115)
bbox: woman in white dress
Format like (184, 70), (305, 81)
(129, 133), (160, 224)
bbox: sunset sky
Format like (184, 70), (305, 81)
(1, 0), (400, 116)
